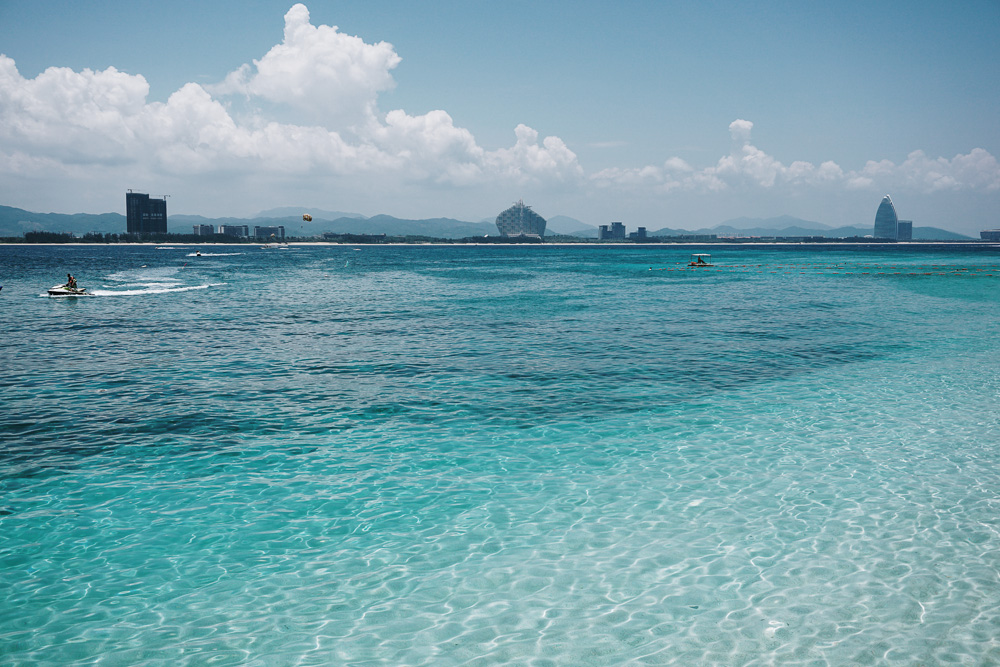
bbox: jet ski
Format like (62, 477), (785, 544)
(48, 283), (92, 296)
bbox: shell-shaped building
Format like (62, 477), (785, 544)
(873, 195), (898, 239)
(496, 200), (546, 237)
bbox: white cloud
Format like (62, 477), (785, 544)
(664, 157), (693, 173)
(592, 119), (999, 197)
(851, 149), (1000, 194)
(210, 4), (400, 131)
(373, 109), (483, 183)
(200, 2), (586, 190)
(0, 1), (582, 191)
(728, 119), (754, 145)
(899, 149), (1000, 192)
(484, 124), (584, 185)
(0, 56), (147, 164)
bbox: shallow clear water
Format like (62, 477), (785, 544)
(1, 243), (999, 665)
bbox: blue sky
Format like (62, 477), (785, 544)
(1, 0), (998, 233)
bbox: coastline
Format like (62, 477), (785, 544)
(2, 241), (998, 248)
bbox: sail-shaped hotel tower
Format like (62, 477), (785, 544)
(495, 200), (546, 237)
(873, 195), (898, 239)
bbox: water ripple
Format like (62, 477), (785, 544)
(1, 244), (999, 665)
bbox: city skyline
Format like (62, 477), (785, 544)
(1, 1), (998, 235)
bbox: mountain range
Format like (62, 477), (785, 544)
(255, 207), (366, 220)
(650, 215), (972, 241)
(0, 205), (973, 241)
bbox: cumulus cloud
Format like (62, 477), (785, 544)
(886, 149), (999, 192)
(210, 4), (400, 130)
(664, 157), (693, 173)
(0, 54), (356, 176)
(197, 3), (585, 186)
(0, 3), (583, 192)
(0, 56), (148, 164)
(728, 119), (754, 145)
(372, 109), (483, 183)
(485, 124), (584, 184)
(592, 119), (999, 196)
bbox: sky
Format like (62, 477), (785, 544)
(1, 0), (998, 233)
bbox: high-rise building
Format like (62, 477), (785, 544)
(193, 224), (214, 235)
(896, 220), (913, 241)
(254, 225), (285, 239)
(126, 191), (168, 235)
(598, 222), (627, 240)
(873, 195), (898, 239)
(218, 225), (249, 237)
(495, 200), (546, 237)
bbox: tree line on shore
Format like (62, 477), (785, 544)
(2, 231), (548, 244)
(5, 230), (962, 245)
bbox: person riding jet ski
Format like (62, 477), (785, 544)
(48, 274), (88, 296)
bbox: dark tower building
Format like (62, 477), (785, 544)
(598, 222), (627, 240)
(254, 225), (285, 239)
(873, 195), (898, 240)
(126, 191), (168, 235)
(896, 220), (913, 241)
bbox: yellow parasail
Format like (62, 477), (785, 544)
(302, 214), (312, 222)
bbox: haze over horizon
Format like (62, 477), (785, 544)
(1, 1), (998, 235)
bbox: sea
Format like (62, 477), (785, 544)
(1, 242), (998, 666)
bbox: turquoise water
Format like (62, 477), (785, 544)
(1, 243), (999, 665)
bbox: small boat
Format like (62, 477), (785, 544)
(688, 253), (714, 267)
(48, 283), (92, 297)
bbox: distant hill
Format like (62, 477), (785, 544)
(0, 205), (493, 239)
(911, 227), (972, 241)
(254, 206), (367, 220)
(0, 205), (975, 241)
(650, 216), (972, 241)
(546, 215), (598, 237)
(177, 213), (495, 239)
(718, 215), (832, 230)
(331, 215), (494, 238)
(0, 205), (125, 237)
(710, 224), (870, 238)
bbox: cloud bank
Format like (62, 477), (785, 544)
(0, 4), (583, 191)
(0, 3), (997, 218)
(591, 120), (999, 195)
